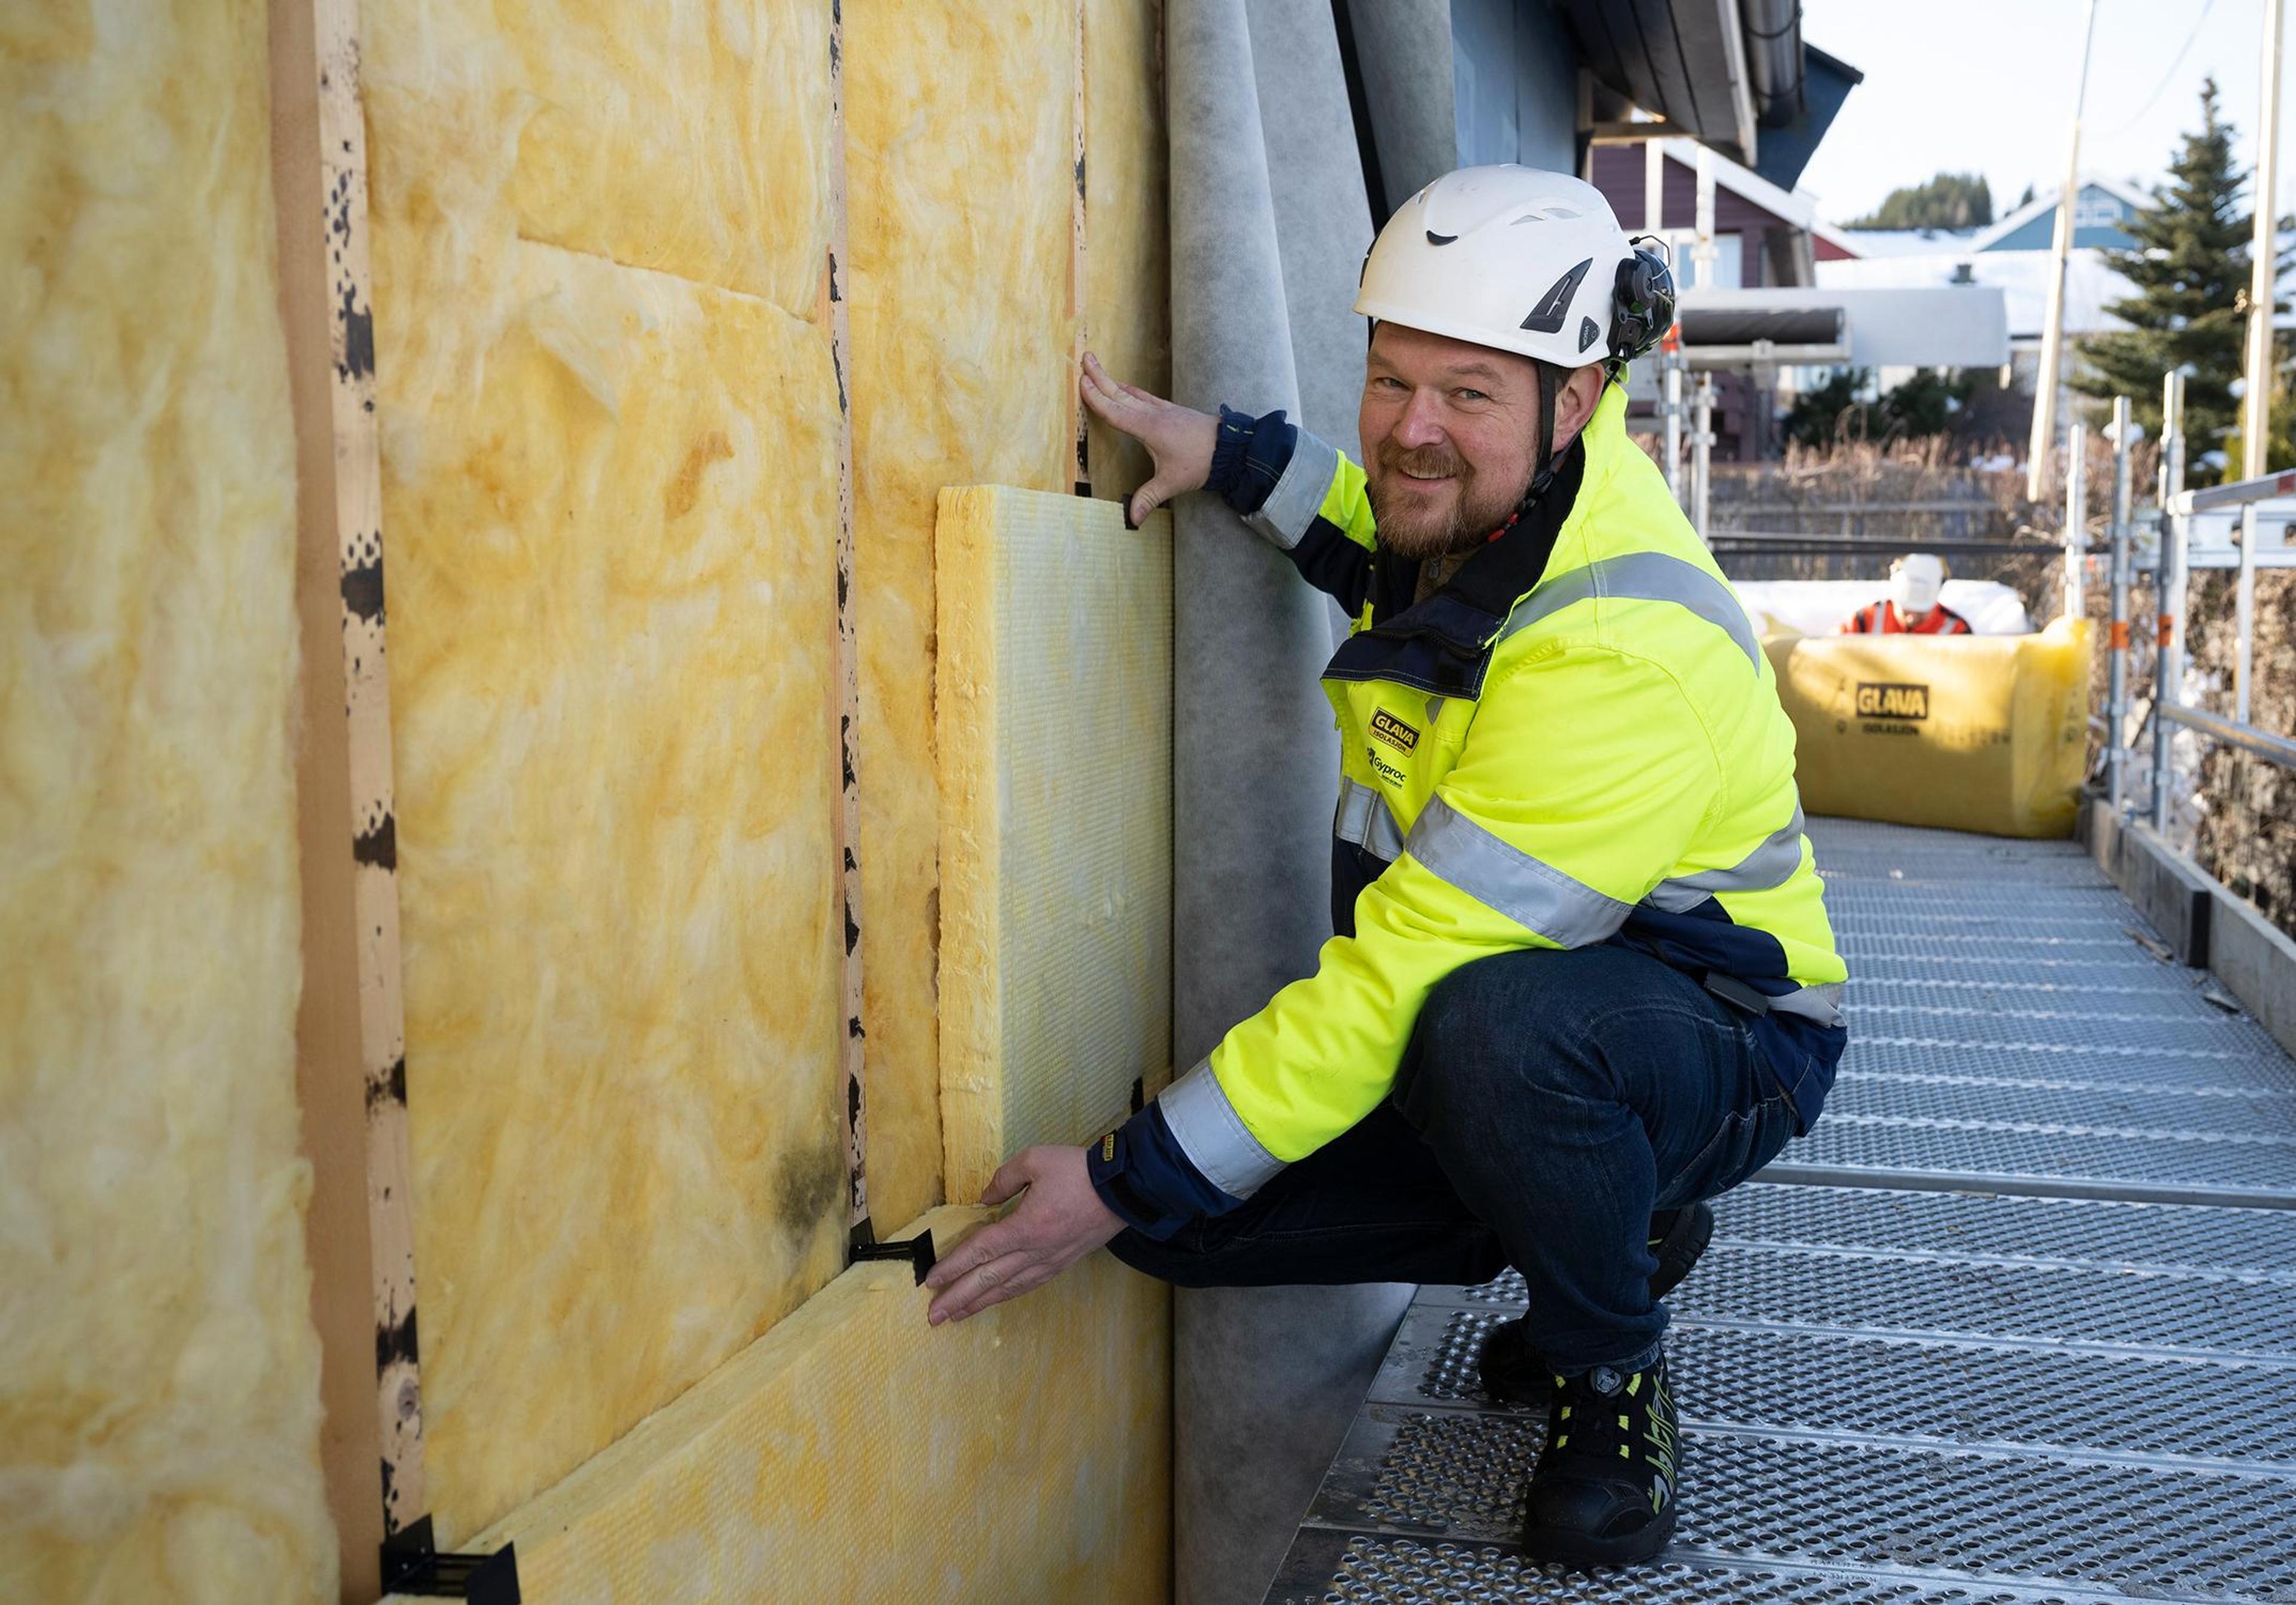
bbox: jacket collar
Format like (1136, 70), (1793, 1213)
(1323, 431), (1588, 697)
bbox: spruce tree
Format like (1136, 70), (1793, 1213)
(2074, 79), (2258, 455)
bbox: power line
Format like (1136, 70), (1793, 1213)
(2097, 0), (2221, 137)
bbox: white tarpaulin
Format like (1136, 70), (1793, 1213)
(1733, 578), (2035, 637)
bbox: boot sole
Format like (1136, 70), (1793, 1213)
(1521, 1502), (1678, 1569)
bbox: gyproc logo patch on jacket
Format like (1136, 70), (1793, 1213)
(1855, 681), (1930, 721)
(1369, 707), (1421, 754)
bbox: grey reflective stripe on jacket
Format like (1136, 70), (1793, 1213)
(1334, 777), (1407, 861)
(1500, 551), (1760, 666)
(1403, 795), (1634, 948)
(1769, 980), (1845, 1027)
(1643, 805), (1810, 913)
(1157, 1059), (1286, 1198)
(1243, 431), (1341, 551)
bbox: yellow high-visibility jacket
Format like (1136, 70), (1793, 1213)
(1092, 385), (1846, 1234)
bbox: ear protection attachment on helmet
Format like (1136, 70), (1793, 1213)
(1608, 237), (1677, 371)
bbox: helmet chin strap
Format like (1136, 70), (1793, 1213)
(1482, 362), (1563, 544)
(1531, 361), (1561, 497)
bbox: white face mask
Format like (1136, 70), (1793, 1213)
(1892, 554), (1946, 617)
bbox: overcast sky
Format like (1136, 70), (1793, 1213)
(1796, 0), (2292, 225)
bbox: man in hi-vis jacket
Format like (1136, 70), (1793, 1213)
(923, 167), (1847, 1567)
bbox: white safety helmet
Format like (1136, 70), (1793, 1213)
(1891, 553), (1948, 617)
(1354, 166), (1677, 376)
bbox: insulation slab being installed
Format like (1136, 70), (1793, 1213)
(936, 487), (1173, 1200)
(0, 1), (335, 1594)
(381, 1209), (1170, 1603)
(366, 0), (851, 1537)
(843, 0), (1079, 1231)
(844, 0), (1173, 1229)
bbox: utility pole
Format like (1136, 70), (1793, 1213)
(2245, 0), (2286, 478)
(2028, 0), (2100, 505)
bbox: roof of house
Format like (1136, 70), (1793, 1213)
(1967, 173), (2154, 253)
(1814, 247), (2130, 340)
(1653, 136), (1818, 231)
(1818, 224), (1981, 260)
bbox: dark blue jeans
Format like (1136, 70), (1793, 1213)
(1110, 945), (1802, 1374)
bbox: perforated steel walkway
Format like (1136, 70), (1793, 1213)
(1267, 817), (2296, 1604)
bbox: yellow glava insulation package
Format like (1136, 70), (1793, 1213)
(1764, 619), (2095, 840)
(0, 2), (335, 1599)
(365, 0), (849, 1540)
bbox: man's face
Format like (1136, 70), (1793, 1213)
(1358, 324), (1546, 560)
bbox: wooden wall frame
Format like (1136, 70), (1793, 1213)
(1071, 0), (1092, 498)
(270, 0), (426, 1594)
(824, 0), (873, 1242)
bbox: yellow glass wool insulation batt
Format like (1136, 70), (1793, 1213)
(1083, 0), (1174, 499)
(844, 0), (1173, 1227)
(936, 487), (1174, 1200)
(383, 1209), (1170, 1604)
(367, 0), (833, 319)
(844, 0), (1079, 1229)
(1764, 618), (2094, 839)
(0, 2), (334, 1597)
(367, 1), (851, 1529)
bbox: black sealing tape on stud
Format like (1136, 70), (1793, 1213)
(381, 1515), (520, 1605)
(849, 1226), (938, 1284)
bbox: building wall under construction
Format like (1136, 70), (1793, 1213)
(4, 0), (1173, 1597)
(364, 0), (855, 1538)
(367, 0), (1173, 1551)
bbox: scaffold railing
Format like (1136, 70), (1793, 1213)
(2075, 374), (2296, 840)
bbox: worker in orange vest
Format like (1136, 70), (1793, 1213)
(1841, 553), (1973, 635)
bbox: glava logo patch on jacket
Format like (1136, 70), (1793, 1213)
(1369, 707), (1421, 753)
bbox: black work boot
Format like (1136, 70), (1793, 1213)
(1476, 1201), (1712, 1406)
(1521, 1352), (1680, 1567)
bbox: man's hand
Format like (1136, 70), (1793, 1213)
(924, 1144), (1123, 1326)
(1079, 352), (1220, 527)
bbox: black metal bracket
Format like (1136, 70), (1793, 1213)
(848, 1220), (937, 1283)
(381, 1515), (520, 1604)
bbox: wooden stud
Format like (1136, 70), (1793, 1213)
(823, 0), (871, 1235)
(271, 0), (426, 1584)
(1070, 0), (1092, 498)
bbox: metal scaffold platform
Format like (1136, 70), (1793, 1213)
(1267, 817), (2296, 1604)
